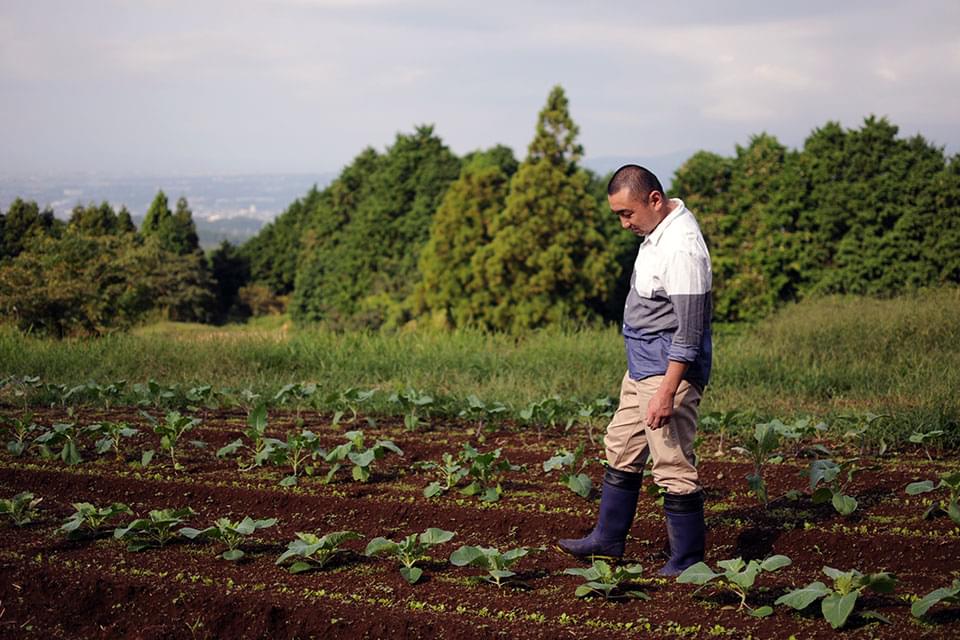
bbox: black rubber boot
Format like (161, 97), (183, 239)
(659, 490), (705, 576)
(557, 467), (642, 559)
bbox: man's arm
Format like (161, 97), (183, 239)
(645, 359), (688, 430)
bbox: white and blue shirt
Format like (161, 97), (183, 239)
(622, 199), (713, 388)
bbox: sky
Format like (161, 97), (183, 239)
(1, 0), (958, 178)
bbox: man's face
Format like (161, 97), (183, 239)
(608, 188), (665, 236)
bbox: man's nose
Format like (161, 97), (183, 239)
(620, 217), (631, 229)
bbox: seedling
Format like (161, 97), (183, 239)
(520, 395), (572, 437)
(458, 394), (508, 438)
(449, 545), (541, 588)
(185, 385), (220, 417)
(364, 527), (455, 584)
(276, 530), (363, 573)
(4, 412), (40, 457)
(808, 458), (868, 516)
(731, 421), (782, 507)
(543, 443), (593, 498)
(217, 405), (280, 470)
(836, 412), (891, 457)
(389, 387), (434, 431)
(908, 429), (944, 461)
(912, 578), (960, 618)
(776, 566), (896, 629)
(34, 421), (84, 465)
(114, 507), (196, 551)
(181, 516), (277, 561)
(574, 396), (616, 443)
(143, 410), (200, 470)
(93, 380), (127, 410)
(326, 387), (376, 426)
(0, 375), (42, 408)
(416, 452), (468, 498)
(905, 471), (960, 525)
(564, 560), (649, 600)
(60, 502), (132, 539)
(85, 421), (138, 461)
(0, 492), (43, 526)
(273, 382), (317, 419)
(321, 430), (403, 483)
(677, 555), (792, 617)
(274, 429), (323, 486)
(699, 409), (746, 457)
(460, 443), (519, 502)
(133, 379), (177, 409)
(771, 417), (830, 457)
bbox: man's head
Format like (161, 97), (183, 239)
(607, 164), (669, 236)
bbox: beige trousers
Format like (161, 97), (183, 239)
(603, 372), (703, 495)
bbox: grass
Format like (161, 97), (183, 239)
(2, 288), (959, 444)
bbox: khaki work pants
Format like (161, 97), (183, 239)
(603, 372), (703, 495)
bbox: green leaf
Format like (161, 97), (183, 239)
(948, 499), (960, 526)
(567, 473), (592, 498)
(222, 549), (244, 561)
(832, 493), (858, 515)
(911, 582), (960, 617)
(760, 555), (792, 572)
(420, 528), (455, 545)
(351, 465), (370, 482)
(364, 537), (398, 557)
(288, 561), (313, 574)
(62, 440), (82, 465)
(140, 450), (155, 466)
(179, 527), (211, 540)
(449, 545), (485, 567)
(750, 606), (773, 618)
(423, 482), (442, 498)
(574, 584), (594, 598)
(279, 475), (297, 487)
(400, 566), (423, 584)
(822, 591), (858, 629)
(775, 582), (830, 609)
(677, 562), (719, 585)
(864, 572), (896, 594)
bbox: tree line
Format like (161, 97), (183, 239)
(2, 85), (959, 337)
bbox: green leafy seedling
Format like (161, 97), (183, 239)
(908, 429), (944, 462)
(699, 409), (746, 457)
(731, 421), (782, 507)
(416, 452), (468, 498)
(60, 502), (132, 539)
(4, 412), (40, 457)
(321, 430), (403, 483)
(912, 578), (960, 618)
(133, 379), (177, 409)
(775, 566), (896, 629)
(86, 421), (138, 460)
(389, 387), (434, 431)
(677, 555), (791, 617)
(449, 545), (541, 588)
(460, 443), (519, 502)
(564, 560), (649, 600)
(217, 404), (281, 470)
(181, 516), (277, 561)
(364, 528), (455, 584)
(808, 458), (869, 516)
(34, 422), (84, 465)
(276, 530), (363, 573)
(326, 387), (376, 426)
(458, 394), (508, 438)
(113, 507), (196, 551)
(144, 410), (200, 470)
(543, 443), (593, 498)
(906, 471), (960, 525)
(275, 429), (323, 486)
(273, 382), (317, 419)
(0, 492), (43, 526)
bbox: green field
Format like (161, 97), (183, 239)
(2, 288), (959, 446)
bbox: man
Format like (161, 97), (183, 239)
(558, 164), (712, 576)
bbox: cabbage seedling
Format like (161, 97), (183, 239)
(364, 527), (455, 584)
(912, 578), (960, 618)
(543, 443), (593, 498)
(677, 555), (791, 617)
(273, 382), (317, 420)
(460, 443), (519, 502)
(143, 410), (200, 470)
(906, 471), (960, 525)
(181, 516), (277, 561)
(564, 560), (648, 600)
(416, 453), (468, 498)
(4, 413), (40, 457)
(60, 502), (132, 539)
(699, 409), (746, 457)
(458, 394), (507, 438)
(133, 379), (177, 409)
(808, 458), (869, 516)
(326, 387), (376, 426)
(389, 388), (434, 431)
(775, 566), (896, 629)
(85, 421), (138, 461)
(908, 429), (945, 461)
(449, 545), (541, 588)
(217, 404), (281, 470)
(114, 507), (196, 551)
(0, 491), (42, 526)
(321, 430), (402, 483)
(275, 429), (323, 486)
(731, 421), (782, 507)
(276, 530), (362, 573)
(34, 422), (84, 465)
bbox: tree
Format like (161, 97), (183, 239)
(1, 198), (62, 259)
(209, 240), (251, 321)
(470, 85), (617, 331)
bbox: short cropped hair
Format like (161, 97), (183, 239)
(607, 165), (664, 203)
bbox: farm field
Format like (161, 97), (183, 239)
(1, 404), (958, 639)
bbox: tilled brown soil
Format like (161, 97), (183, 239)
(0, 406), (958, 639)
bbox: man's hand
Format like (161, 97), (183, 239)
(645, 389), (675, 430)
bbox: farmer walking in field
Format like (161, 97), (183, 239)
(558, 164), (712, 576)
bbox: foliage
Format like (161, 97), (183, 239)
(775, 566), (896, 629)
(321, 430), (403, 483)
(60, 502), (132, 539)
(326, 387), (376, 426)
(677, 555), (792, 617)
(542, 443), (593, 498)
(808, 458), (869, 516)
(908, 428), (944, 461)
(364, 528), (455, 584)
(563, 560), (648, 600)
(388, 387), (434, 431)
(731, 421), (782, 507)
(34, 421), (84, 465)
(86, 420), (138, 460)
(906, 471), (960, 525)
(0, 491), (43, 526)
(459, 443), (520, 502)
(181, 516), (277, 561)
(449, 545), (541, 588)
(276, 530), (363, 574)
(4, 412), (40, 456)
(272, 382), (316, 419)
(912, 578), (960, 618)
(417, 452), (468, 498)
(699, 410), (747, 457)
(113, 507), (196, 551)
(217, 404), (279, 470)
(273, 428), (323, 486)
(144, 410), (201, 469)
(457, 393), (508, 438)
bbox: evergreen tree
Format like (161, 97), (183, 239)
(470, 85), (616, 331)
(209, 240), (251, 321)
(141, 190), (171, 236)
(1, 198), (62, 259)
(68, 201), (121, 236)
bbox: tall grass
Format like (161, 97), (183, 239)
(2, 288), (959, 439)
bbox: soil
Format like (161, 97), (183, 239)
(0, 405), (958, 639)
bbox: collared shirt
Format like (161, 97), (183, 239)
(622, 198), (713, 388)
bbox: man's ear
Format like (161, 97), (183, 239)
(648, 190), (665, 209)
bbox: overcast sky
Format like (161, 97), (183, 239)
(1, 0), (958, 177)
